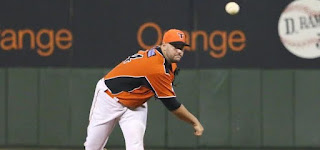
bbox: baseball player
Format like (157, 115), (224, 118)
(84, 29), (204, 150)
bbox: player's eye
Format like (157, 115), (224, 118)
(170, 42), (185, 50)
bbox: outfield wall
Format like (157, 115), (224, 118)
(1, 68), (320, 148)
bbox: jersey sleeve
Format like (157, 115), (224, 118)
(146, 73), (176, 98)
(158, 97), (181, 111)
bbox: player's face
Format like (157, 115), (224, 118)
(164, 43), (184, 63)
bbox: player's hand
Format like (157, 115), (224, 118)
(193, 123), (204, 136)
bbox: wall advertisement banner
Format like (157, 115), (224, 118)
(1, 0), (319, 68)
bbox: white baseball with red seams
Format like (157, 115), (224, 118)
(278, 0), (320, 59)
(225, 2), (240, 15)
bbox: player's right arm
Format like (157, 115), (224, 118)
(159, 98), (203, 136)
(170, 104), (204, 136)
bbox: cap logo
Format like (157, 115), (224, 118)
(177, 33), (184, 39)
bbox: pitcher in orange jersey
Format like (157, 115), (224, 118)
(84, 29), (204, 150)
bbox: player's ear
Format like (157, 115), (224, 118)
(161, 43), (167, 51)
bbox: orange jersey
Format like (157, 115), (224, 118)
(104, 47), (177, 108)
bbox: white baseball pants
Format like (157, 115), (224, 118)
(84, 78), (148, 150)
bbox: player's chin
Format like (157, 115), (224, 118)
(173, 57), (182, 62)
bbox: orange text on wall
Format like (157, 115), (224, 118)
(0, 28), (73, 57)
(137, 22), (246, 59)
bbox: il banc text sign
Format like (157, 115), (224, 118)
(137, 22), (247, 59)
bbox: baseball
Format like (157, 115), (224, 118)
(225, 2), (240, 15)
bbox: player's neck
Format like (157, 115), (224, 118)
(159, 45), (172, 64)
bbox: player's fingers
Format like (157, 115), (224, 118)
(193, 123), (204, 136)
(194, 128), (203, 136)
(194, 130), (203, 136)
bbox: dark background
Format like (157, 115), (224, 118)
(2, 0), (319, 68)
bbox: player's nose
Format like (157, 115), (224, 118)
(176, 49), (183, 54)
(179, 50), (185, 56)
